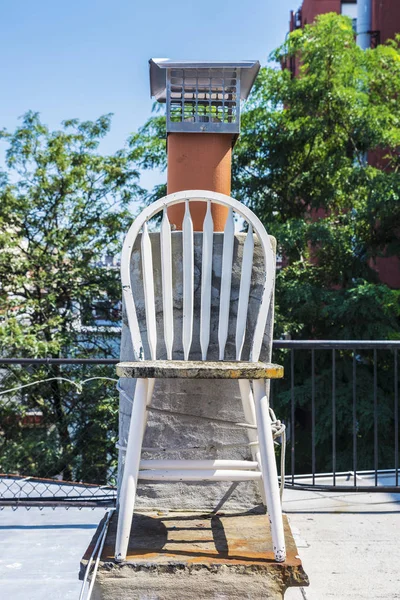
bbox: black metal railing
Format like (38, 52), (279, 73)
(0, 341), (399, 507)
(271, 341), (399, 493)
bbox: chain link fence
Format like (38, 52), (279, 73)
(0, 359), (118, 507)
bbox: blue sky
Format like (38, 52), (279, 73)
(0, 0), (297, 189)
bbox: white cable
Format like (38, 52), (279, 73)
(116, 440), (260, 452)
(116, 382), (257, 429)
(0, 376), (118, 397)
(81, 377), (118, 385)
(0, 377), (83, 396)
(269, 406), (286, 501)
(78, 518), (107, 600)
(79, 508), (115, 600)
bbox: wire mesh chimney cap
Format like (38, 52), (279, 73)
(149, 59), (260, 136)
(149, 59), (260, 102)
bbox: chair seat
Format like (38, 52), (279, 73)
(116, 360), (284, 380)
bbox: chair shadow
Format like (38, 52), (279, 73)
(123, 508), (276, 564)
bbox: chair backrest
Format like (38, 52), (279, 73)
(121, 190), (276, 363)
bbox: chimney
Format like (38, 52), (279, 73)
(149, 59), (260, 230)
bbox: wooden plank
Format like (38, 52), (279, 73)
(139, 459), (259, 470)
(218, 207), (235, 360)
(141, 221), (157, 360)
(116, 360), (284, 379)
(138, 469), (262, 481)
(115, 378), (149, 561)
(182, 200), (194, 360)
(160, 208), (174, 360)
(235, 224), (254, 360)
(251, 236), (275, 361)
(200, 201), (214, 360)
(253, 379), (286, 562)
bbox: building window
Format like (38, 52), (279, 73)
(341, 0), (358, 27)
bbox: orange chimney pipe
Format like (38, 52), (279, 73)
(167, 133), (232, 231)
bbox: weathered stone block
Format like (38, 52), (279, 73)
(80, 511), (309, 600)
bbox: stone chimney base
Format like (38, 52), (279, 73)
(80, 510), (309, 600)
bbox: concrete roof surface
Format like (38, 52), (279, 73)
(0, 506), (105, 600)
(0, 473), (399, 600)
(284, 473), (400, 600)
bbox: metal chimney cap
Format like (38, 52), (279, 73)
(149, 58), (260, 102)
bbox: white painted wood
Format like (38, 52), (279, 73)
(218, 207), (235, 360)
(115, 378), (149, 561)
(251, 236), (275, 361)
(200, 201), (214, 360)
(253, 379), (286, 562)
(144, 378), (155, 437)
(238, 380), (258, 448)
(182, 200), (194, 360)
(141, 221), (157, 360)
(235, 223), (254, 360)
(138, 469), (262, 481)
(139, 459), (258, 470)
(238, 379), (266, 503)
(121, 190), (275, 363)
(160, 208), (174, 359)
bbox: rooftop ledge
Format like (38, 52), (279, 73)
(80, 510), (308, 599)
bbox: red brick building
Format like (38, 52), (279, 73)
(288, 0), (400, 288)
(290, 0), (400, 44)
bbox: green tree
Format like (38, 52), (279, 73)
(233, 13), (400, 341)
(0, 112), (141, 482)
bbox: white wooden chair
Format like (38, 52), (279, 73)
(115, 190), (286, 563)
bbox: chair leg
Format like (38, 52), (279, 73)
(143, 378), (155, 436)
(253, 379), (286, 563)
(115, 378), (149, 562)
(238, 379), (266, 504)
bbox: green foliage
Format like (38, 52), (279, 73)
(0, 112), (142, 482)
(0, 111), (141, 357)
(233, 14), (400, 341)
(128, 111), (167, 174)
